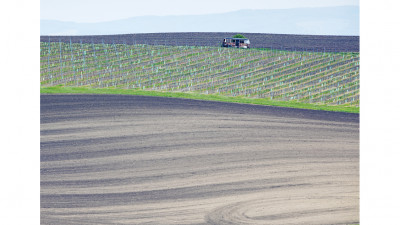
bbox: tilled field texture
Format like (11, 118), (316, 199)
(41, 94), (359, 225)
(40, 32), (359, 52)
(40, 42), (359, 106)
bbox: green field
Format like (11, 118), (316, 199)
(41, 85), (358, 113)
(40, 42), (359, 112)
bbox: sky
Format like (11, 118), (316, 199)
(40, 0), (359, 23)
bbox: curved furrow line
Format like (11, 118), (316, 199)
(41, 95), (359, 224)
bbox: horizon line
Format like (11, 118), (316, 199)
(40, 5), (359, 24)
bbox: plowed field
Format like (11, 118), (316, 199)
(41, 94), (359, 225)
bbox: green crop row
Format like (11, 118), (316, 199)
(40, 42), (359, 107)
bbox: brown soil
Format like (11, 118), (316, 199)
(41, 94), (359, 225)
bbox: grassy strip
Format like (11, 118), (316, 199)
(41, 85), (359, 114)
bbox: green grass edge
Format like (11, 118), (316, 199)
(40, 86), (359, 114)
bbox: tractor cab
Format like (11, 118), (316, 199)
(222, 38), (250, 48)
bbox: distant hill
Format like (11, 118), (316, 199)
(40, 32), (359, 52)
(41, 6), (359, 36)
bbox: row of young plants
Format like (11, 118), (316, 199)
(40, 41), (359, 106)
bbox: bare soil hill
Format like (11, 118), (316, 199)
(40, 32), (359, 52)
(41, 94), (359, 224)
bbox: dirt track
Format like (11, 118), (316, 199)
(41, 94), (359, 225)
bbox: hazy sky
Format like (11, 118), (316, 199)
(41, 0), (359, 23)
